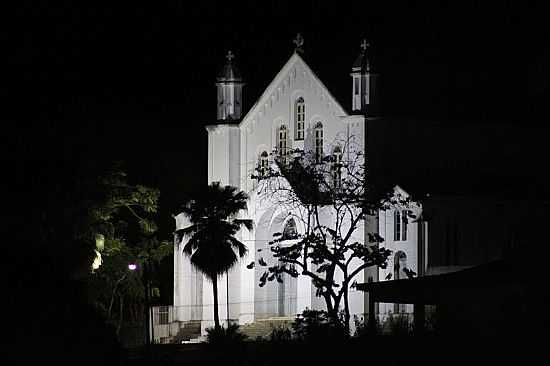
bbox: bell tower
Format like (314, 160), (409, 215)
(216, 51), (244, 120)
(351, 39), (380, 116)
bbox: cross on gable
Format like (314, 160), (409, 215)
(293, 33), (304, 50)
(361, 39), (370, 52)
(226, 50), (234, 61)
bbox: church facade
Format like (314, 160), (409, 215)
(170, 39), (422, 338)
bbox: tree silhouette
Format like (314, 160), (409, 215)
(251, 136), (411, 332)
(84, 165), (172, 336)
(176, 182), (253, 330)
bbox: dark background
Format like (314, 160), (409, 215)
(6, 1), (548, 300)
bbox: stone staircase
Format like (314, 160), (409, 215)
(239, 317), (294, 340)
(172, 320), (201, 343)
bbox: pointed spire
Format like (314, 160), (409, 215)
(352, 38), (371, 72)
(293, 33), (304, 54)
(217, 50), (242, 82)
(216, 50), (244, 120)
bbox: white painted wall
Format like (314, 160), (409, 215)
(377, 188), (422, 316)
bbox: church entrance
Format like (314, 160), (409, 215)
(277, 219), (298, 317)
(394, 251), (408, 313)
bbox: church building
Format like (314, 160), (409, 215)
(166, 36), (422, 340)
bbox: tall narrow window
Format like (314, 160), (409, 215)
(314, 122), (323, 163)
(258, 151), (269, 177)
(402, 211), (408, 241)
(331, 146), (342, 189)
(158, 306), (169, 325)
(394, 210), (401, 241)
(354, 77), (360, 96)
(278, 125), (288, 165)
(295, 98), (305, 140)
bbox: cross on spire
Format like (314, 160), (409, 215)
(226, 50), (234, 61)
(293, 33), (304, 52)
(361, 39), (370, 52)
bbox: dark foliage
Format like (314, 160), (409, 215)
(206, 323), (248, 345)
(292, 309), (347, 343)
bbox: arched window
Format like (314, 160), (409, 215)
(394, 210), (401, 241)
(314, 122), (323, 163)
(295, 98), (305, 140)
(282, 218), (298, 240)
(331, 146), (342, 189)
(258, 151), (269, 177)
(278, 125), (288, 164)
(394, 210), (408, 241)
(394, 251), (407, 280)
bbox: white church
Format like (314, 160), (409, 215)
(156, 36), (424, 341)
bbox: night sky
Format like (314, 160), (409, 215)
(7, 1), (547, 244)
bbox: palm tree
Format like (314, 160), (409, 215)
(176, 182), (252, 330)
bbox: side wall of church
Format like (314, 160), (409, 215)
(207, 124), (240, 188)
(377, 203), (422, 316)
(173, 213), (203, 322)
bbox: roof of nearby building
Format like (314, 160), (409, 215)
(356, 257), (529, 304)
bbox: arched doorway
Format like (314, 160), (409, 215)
(278, 218), (298, 317)
(393, 251), (407, 313)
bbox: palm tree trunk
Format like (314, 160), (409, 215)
(212, 276), (220, 330)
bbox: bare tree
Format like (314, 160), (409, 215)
(250, 136), (412, 332)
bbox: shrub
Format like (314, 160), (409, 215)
(269, 325), (292, 343)
(206, 323), (248, 346)
(353, 314), (381, 337)
(292, 309), (346, 343)
(383, 312), (411, 335)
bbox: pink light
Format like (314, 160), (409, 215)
(128, 263), (137, 271)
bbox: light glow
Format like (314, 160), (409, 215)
(91, 249), (102, 270)
(95, 234), (105, 251)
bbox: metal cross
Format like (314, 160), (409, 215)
(293, 33), (304, 49)
(226, 50), (234, 61)
(361, 39), (370, 52)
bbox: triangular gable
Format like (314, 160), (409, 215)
(240, 53), (348, 129)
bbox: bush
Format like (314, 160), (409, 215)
(383, 312), (411, 335)
(269, 325), (292, 343)
(206, 323), (248, 346)
(292, 309), (346, 343)
(353, 314), (381, 337)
